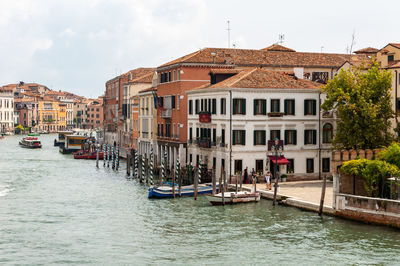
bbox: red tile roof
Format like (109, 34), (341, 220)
(260, 44), (296, 52)
(139, 87), (156, 93)
(158, 47), (368, 69)
(389, 43), (400, 49)
(200, 68), (321, 90)
(354, 47), (378, 54)
(129, 72), (154, 84)
(387, 60), (400, 69)
(209, 69), (240, 75)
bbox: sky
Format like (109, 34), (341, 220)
(0, 0), (399, 98)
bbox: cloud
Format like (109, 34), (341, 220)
(59, 28), (76, 38)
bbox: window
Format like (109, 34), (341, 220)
(322, 123), (333, 143)
(221, 129), (225, 145)
(322, 158), (330, 173)
(212, 99), (216, 114)
(190, 154), (192, 163)
(234, 160), (243, 175)
(233, 130), (246, 145)
(178, 69), (181, 80)
(270, 130), (281, 140)
(166, 124), (171, 137)
(212, 128), (216, 143)
(173, 70), (176, 81)
(233, 99), (246, 115)
(287, 159), (294, 173)
(213, 157), (216, 169)
(254, 99), (267, 115)
(271, 99), (280, 113)
(195, 99), (199, 114)
(256, 160), (263, 174)
(306, 158), (314, 173)
(177, 95), (180, 110)
(284, 130), (297, 145)
(168, 72), (171, 82)
(221, 159), (225, 171)
(304, 99), (317, 115)
(160, 124), (164, 137)
(172, 95), (176, 109)
(196, 128), (199, 139)
(312, 72), (329, 83)
(177, 124), (180, 139)
(284, 99), (295, 115)
(189, 127), (192, 141)
(304, 129), (317, 145)
(220, 98), (226, 114)
(253, 130), (266, 145)
(388, 55), (394, 62)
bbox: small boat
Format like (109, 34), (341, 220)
(28, 133), (40, 136)
(206, 191), (260, 205)
(148, 183), (218, 198)
(59, 135), (87, 154)
(19, 137), (42, 149)
(73, 150), (104, 160)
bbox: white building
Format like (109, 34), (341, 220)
(186, 68), (334, 181)
(60, 98), (74, 129)
(0, 87), (15, 133)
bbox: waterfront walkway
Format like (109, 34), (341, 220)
(239, 180), (334, 214)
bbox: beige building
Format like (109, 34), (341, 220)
(138, 87), (158, 158)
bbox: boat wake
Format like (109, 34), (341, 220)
(0, 184), (13, 197)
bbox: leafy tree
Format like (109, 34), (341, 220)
(377, 142), (400, 168)
(341, 158), (399, 197)
(321, 61), (394, 149)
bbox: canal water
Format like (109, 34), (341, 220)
(0, 135), (399, 265)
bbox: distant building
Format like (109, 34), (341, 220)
(0, 86), (15, 133)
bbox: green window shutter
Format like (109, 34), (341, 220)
(294, 130), (297, 145)
(284, 100), (288, 115)
(243, 99), (246, 115)
(277, 130), (281, 140)
(262, 130), (266, 145)
(304, 130), (307, 144)
(277, 100), (280, 112)
(304, 100), (307, 115)
(263, 100), (267, 115)
(242, 130), (246, 145)
(313, 130), (317, 144)
(270, 130), (273, 140)
(253, 131), (257, 145)
(284, 130), (288, 145)
(254, 99), (257, 115)
(312, 100), (317, 115)
(293, 100), (296, 115)
(233, 130), (236, 145)
(233, 99), (237, 114)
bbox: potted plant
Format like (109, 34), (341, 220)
(280, 174), (288, 182)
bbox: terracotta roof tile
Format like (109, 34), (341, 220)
(387, 60), (400, 69)
(129, 72), (154, 83)
(260, 44), (296, 52)
(389, 43), (400, 49)
(203, 68), (321, 90)
(158, 47), (367, 69)
(354, 47), (378, 54)
(139, 87), (156, 93)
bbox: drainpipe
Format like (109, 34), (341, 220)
(395, 70), (398, 132)
(319, 90), (321, 180)
(229, 90), (232, 184)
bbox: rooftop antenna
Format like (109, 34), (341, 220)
(278, 34), (285, 45)
(226, 20), (231, 48)
(232, 43), (236, 49)
(321, 46), (324, 53)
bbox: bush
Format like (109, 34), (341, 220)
(342, 159), (399, 197)
(377, 142), (400, 169)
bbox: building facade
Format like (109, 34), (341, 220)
(0, 87), (15, 133)
(187, 68), (334, 180)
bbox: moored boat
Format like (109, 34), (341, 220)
(73, 150), (104, 160)
(54, 131), (73, 147)
(59, 135), (87, 154)
(148, 183), (218, 198)
(206, 191), (260, 205)
(28, 133), (40, 136)
(19, 137), (42, 149)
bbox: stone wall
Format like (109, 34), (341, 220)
(331, 149), (382, 174)
(335, 193), (400, 228)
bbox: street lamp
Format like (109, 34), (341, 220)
(271, 138), (283, 206)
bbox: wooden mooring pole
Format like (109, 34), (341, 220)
(239, 173), (243, 191)
(235, 174), (238, 194)
(172, 169), (176, 199)
(272, 173), (279, 206)
(126, 154), (131, 176)
(212, 169), (216, 196)
(222, 170), (225, 205)
(96, 145), (99, 168)
(194, 166), (198, 200)
(319, 175), (327, 216)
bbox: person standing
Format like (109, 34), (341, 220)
(265, 172), (271, 190)
(243, 167), (249, 184)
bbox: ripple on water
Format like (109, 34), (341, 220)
(0, 184), (13, 197)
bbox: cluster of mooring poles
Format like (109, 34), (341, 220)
(97, 142), (119, 171)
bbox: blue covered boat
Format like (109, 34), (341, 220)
(148, 183), (218, 198)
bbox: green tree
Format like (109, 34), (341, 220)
(321, 61), (394, 149)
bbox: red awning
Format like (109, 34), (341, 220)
(268, 155), (290, 165)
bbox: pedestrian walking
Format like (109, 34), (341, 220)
(243, 167), (249, 184)
(265, 171), (271, 190)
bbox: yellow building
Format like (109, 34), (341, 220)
(38, 97), (67, 132)
(137, 87), (157, 157)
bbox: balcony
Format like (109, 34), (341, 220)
(161, 109), (172, 118)
(267, 112), (284, 117)
(198, 139), (211, 148)
(199, 111), (211, 123)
